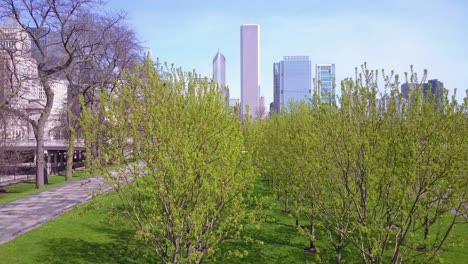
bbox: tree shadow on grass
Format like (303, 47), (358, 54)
(39, 224), (159, 264)
(210, 223), (317, 264)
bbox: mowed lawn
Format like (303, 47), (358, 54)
(0, 178), (467, 263)
(0, 169), (92, 205)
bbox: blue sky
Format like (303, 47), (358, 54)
(108, 0), (468, 104)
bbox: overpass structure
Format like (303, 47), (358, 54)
(0, 138), (86, 186)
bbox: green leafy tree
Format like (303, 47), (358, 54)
(251, 63), (468, 263)
(80, 59), (255, 264)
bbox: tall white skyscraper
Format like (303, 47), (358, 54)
(212, 49), (228, 101)
(240, 24), (260, 119)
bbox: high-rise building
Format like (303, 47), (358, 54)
(259, 96), (266, 118)
(424, 79), (444, 99)
(269, 102), (275, 117)
(401, 79), (444, 101)
(273, 56), (312, 113)
(272, 62), (280, 114)
(212, 49), (228, 100)
(401, 83), (415, 100)
(240, 24), (260, 119)
(315, 64), (336, 103)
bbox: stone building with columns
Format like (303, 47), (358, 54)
(0, 19), (85, 181)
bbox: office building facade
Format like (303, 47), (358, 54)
(274, 56), (311, 113)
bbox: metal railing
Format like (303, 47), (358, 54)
(1, 138), (84, 148)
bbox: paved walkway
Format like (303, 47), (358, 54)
(0, 176), (113, 245)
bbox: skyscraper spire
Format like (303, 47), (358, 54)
(212, 49), (227, 101)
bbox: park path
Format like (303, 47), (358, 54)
(0, 176), (113, 245)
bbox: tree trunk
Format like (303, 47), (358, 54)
(35, 124), (45, 188)
(305, 223), (317, 254)
(336, 248), (342, 264)
(310, 224), (316, 251)
(391, 246), (400, 264)
(336, 229), (344, 264)
(186, 242), (192, 261)
(65, 131), (75, 181)
(66, 102), (76, 181)
(32, 73), (55, 189)
(423, 214), (429, 241)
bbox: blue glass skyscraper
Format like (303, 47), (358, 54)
(273, 56), (311, 113)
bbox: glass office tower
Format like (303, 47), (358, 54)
(277, 56), (312, 112)
(315, 64), (336, 103)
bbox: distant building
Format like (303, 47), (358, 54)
(400, 82), (417, 100)
(274, 56), (312, 113)
(401, 79), (444, 101)
(229, 98), (240, 113)
(378, 94), (404, 114)
(212, 49), (228, 101)
(229, 98), (240, 107)
(0, 17), (32, 58)
(240, 24), (260, 119)
(272, 62), (280, 114)
(259, 96), (266, 118)
(269, 102), (275, 117)
(315, 64), (336, 103)
(0, 19), (83, 176)
(424, 79), (444, 99)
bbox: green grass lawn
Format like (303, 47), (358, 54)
(0, 178), (467, 263)
(0, 169), (92, 205)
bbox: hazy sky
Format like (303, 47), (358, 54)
(108, 0), (468, 104)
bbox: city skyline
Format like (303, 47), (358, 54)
(0, 1), (466, 262)
(106, 0), (468, 106)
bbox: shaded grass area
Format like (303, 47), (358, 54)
(0, 169), (92, 205)
(0, 192), (157, 264)
(417, 213), (468, 263)
(207, 179), (319, 263)
(0, 177), (467, 263)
